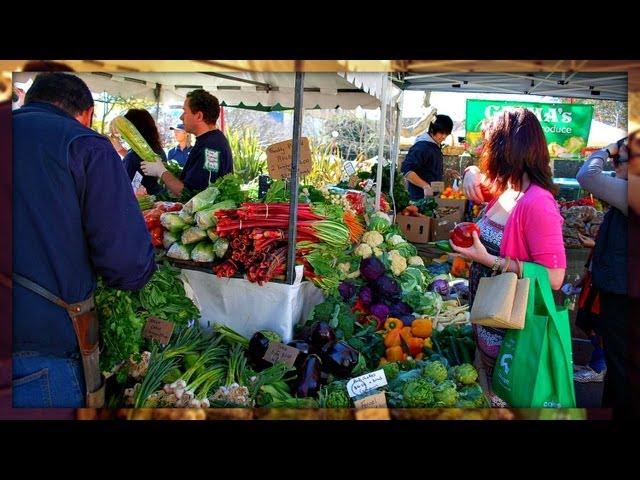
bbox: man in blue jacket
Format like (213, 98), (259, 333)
(401, 114), (453, 201)
(12, 73), (156, 407)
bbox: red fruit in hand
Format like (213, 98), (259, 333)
(479, 183), (494, 203)
(449, 222), (480, 248)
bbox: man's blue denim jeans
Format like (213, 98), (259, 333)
(13, 351), (85, 407)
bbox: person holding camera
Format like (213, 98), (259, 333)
(576, 138), (630, 416)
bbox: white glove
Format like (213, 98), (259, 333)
(141, 160), (167, 178)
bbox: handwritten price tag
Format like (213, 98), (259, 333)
(343, 161), (356, 176)
(346, 369), (388, 398)
(142, 317), (175, 345)
(348, 175), (359, 188)
(353, 391), (388, 409)
(363, 179), (374, 193)
(263, 342), (300, 368)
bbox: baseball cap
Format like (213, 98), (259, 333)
(170, 123), (186, 131)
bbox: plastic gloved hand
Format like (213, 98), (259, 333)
(141, 160), (167, 178)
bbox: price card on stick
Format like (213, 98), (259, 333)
(142, 317), (175, 345)
(265, 138), (312, 180)
(262, 342), (300, 368)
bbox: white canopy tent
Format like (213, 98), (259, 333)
(13, 71), (383, 110)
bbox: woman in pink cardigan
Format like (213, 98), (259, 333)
(452, 108), (567, 406)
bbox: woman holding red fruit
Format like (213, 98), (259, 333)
(452, 109), (566, 406)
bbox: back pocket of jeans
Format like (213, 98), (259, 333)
(13, 369), (51, 408)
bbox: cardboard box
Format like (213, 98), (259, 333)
(431, 218), (456, 242)
(436, 198), (467, 223)
(396, 215), (432, 244)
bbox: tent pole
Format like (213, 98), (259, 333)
(153, 83), (161, 121)
(286, 71), (305, 285)
(389, 90), (404, 216)
(374, 74), (388, 212)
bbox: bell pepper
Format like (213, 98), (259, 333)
(400, 327), (413, 342)
(378, 357), (388, 366)
(423, 337), (433, 350)
(449, 222), (480, 248)
(386, 346), (406, 362)
(411, 318), (433, 338)
(407, 337), (424, 357)
(384, 328), (403, 348)
(415, 353), (424, 361)
(151, 226), (164, 248)
(384, 317), (404, 331)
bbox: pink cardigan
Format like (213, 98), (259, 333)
(493, 184), (566, 269)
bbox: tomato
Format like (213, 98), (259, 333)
(449, 222), (480, 248)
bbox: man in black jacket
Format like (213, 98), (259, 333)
(401, 114), (453, 201)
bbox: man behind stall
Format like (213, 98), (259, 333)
(142, 89), (233, 197)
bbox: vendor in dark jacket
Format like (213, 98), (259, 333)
(121, 108), (167, 195)
(141, 89), (233, 197)
(400, 114), (453, 200)
(12, 73), (156, 407)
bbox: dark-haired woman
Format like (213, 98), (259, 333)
(121, 109), (167, 195)
(452, 108), (567, 407)
(401, 114), (454, 200)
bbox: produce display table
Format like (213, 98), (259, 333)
(180, 265), (324, 343)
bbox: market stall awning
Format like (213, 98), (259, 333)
(395, 72), (628, 102)
(13, 71), (382, 111)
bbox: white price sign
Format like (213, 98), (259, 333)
(346, 369), (388, 398)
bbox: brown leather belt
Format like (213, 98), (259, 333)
(13, 273), (105, 408)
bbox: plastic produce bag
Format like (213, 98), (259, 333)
(191, 241), (215, 263)
(163, 230), (178, 249)
(181, 226), (207, 245)
(167, 242), (194, 260)
(183, 186), (220, 214)
(207, 228), (219, 242)
(213, 237), (229, 258)
(160, 212), (187, 233)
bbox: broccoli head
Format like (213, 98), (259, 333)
(457, 384), (489, 408)
(402, 378), (435, 408)
(423, 360), (448, 384)
(319, 382), (351, 409)
(382, 361), (401, 382)
(452, 363), (479, 386)
(433, 379), (459, 407)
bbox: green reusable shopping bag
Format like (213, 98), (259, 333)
(492, 262), (576, 408)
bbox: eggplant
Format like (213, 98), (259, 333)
(310, 321), (336, 350)
(287, 340), (311, 369)
(320, 341), (360, 378)
(400, 315), (416, 327)
(294, 322), (315, 343)
(295, 354), (322, 398)
(247, 332), (271, 371)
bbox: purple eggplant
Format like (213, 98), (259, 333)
(247, 332), (271, 371)
(320, 341), (360, 378)
(287, 340), (311, 369)
(295, 354), (323, 398)
(310, 321), (336, 350)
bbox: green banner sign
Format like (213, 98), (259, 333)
(465, 99), (593, 159)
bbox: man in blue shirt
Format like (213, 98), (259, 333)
(167, 123), (192, 167)
(12, 73), (156, 407)
(141, 89), (233, 196)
